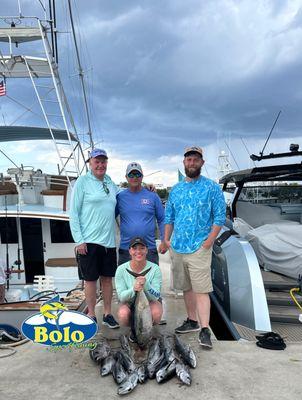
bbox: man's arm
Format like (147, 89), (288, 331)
(163, 193), (175, 249)
(69, 179), (87, 254)
(164, 224), (174, 249)
(154, 195), (167, 254)
(202, 184), (226, 249)
(202, 225), (222, 249)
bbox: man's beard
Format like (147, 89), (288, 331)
(185, 166), (201, 179)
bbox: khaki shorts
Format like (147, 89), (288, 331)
(170, 245), (213, 293)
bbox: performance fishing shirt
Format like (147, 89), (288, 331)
(115, 261), (162, 302)
(69, 170), (121, 247)
(165, 175), (226, 253)
(116, 188), (165, 250)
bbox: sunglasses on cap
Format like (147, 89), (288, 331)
(127, 171), (143, 178)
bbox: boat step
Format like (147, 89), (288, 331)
(266, 291), (299, 307)
(269, 304), (301, 324)
(264, 281), (298, 291)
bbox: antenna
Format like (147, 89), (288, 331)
(260, 110), (281, 157)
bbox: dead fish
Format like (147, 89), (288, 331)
(119, 334), (131, 354)
(174, 335), (197, 368)
(126, 267), (153, 348)
(163, 335), (177, 362)
(112, 354), (128, 385)
(100, 354), (115, 376)
(147, 352), (165, 379)
(136, 363), (148, 383)
(147, 338), (161, 362)
(176, 361), (192, 386)
(156, 358), (177, 383)
(89, 340), (111, 363)
(117, 349), (136, 374)
(117, 371), (139, 395)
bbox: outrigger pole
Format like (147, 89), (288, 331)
(67, 0), (94, 149)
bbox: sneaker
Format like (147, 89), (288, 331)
(175, 318), (200, 334)
(129, 332), (136, 343)
(102, 314), (120, 329)
(198, 327), (212, 349)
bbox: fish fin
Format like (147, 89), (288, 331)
(126, 267), (151, 278)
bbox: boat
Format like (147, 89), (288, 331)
(211, 144), (302, 341)
(0, 3), (91, 333)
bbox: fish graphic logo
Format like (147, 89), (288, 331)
(21, 295), (97, 346)
(40, 296), (67, 329)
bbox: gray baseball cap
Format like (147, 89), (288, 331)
(126, 162), (143, 175)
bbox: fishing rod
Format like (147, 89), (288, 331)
(224, 140), (240, 170)
(4, 195), (10, 291)
(15, 205), (22, 280)
(240, 137), (256, 167)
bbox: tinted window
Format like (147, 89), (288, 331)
(0, 217), (18, 244)
(50, 220), (74, 243)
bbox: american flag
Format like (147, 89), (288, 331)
(0, 80), (6, 96)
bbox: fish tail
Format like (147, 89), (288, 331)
(126, 267), (151, 278)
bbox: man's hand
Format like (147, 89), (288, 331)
(134, 276), (146, 291)
(164, 239), (171, 249)
(76, 243), (88, 255)
(144, 183), (156, 192)
(158, 241), (168, 254)
(202, 238), (214, 250)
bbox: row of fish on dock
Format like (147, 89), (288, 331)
(89, 334), (197, 395)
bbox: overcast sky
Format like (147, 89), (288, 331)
(1, 0), (302, 186)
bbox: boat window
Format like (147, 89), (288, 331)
(0, 218), (18, 244)
(238, 183), (302, 204)
(50, 220), (74, 243)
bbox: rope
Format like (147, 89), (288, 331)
(290, 288), (302, 312)
(0, 345), (16, 358)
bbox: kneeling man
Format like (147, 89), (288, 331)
(115, 237), (162, 333)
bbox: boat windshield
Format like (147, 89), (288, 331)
(238, 182), (302, 204)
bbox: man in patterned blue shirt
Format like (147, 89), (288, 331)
(164, 146), (226, 349)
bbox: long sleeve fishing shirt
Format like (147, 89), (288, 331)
(165, 175), (226, 253)
(69, 170), (121, 248)
(115, 261), (162, 302)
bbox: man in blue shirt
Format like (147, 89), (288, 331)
(116, 162), (166, 265)
(69, 149), (120, 329)
(165, 146), (226, 349)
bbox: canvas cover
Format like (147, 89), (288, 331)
(239, 220), (302, 279)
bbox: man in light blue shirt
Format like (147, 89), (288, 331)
(165, 146), (226, 349)
(116, 162), (165, 265)
(69, 148), (120, 329)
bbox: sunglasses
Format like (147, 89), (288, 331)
(128, 172), (142, 178)
(102, 181), (110, 195)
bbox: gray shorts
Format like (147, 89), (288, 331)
(170, 245), (213, 293)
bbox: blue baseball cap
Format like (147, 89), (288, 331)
(86, 148), (108, 162)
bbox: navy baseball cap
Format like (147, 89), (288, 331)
(86, 148), (108, 162)
(129, 237), (147, 248)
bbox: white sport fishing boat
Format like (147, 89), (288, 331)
(0, 2), (92, 333)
